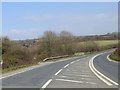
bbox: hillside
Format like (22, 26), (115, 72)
(14, 32), (118, 48)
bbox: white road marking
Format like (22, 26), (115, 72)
(0, 57), (79, 79)
(89, 52), (119, 86)
(64, 64), (69, 68)
(69, 72), (90, 75)
(86, 82), (96, 85)
(107, 54), (118, 63)
(78, 75), (91, 77)
(81, 78), (91, 80)
(64, 74), (93, 77)
(41, 79), (52, 88)
(89, 53), (112, 86)
(58, 76), (68, 78)
(66, 69), (78, 72)
(56, 79), (83, 84)
(70, 61), (75, 64)
(55, 69), (63, 76)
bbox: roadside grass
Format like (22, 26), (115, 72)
(1, 49), (115, 74)
(0, 68), (2, 75)
(0, 56), (2, 75)
(0, 56), (78, 74)
(0, 43), (1, 48)
(2, 54), (85, 74)
(109, 51), (120, 62)
(2, 64), (37, 74)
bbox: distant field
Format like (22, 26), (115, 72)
(78, 40), (118, 47)
(95, 40), (118, 47)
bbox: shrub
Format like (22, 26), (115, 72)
(2, 37), (33, 69)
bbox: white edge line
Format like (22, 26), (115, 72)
(107, 54), (119, 63)
(89, 56), (113, 86)
(41, 79), (52, 88)
(89, 52), (119, 86)
(55, 69), (62, 76)
(92, 54), (119, 86)
(64, 64), (69, 68)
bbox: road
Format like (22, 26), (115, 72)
(93, 52), (119, 85)
(1, 51), (119, 90)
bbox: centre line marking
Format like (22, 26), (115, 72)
(89, 54), (112, 86)
(64, 64), (69, 68)
(55, 69), (62, 76)
(56, 79), (83, 84)
(41, 79), (52, 88)
(70, 61), (75, 64)
(89, 52), (119, 86)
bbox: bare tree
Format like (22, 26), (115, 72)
(41, 31), (58, 56)
(59, 31), (75, 55)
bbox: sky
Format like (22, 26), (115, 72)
(2, 2), (118, 40)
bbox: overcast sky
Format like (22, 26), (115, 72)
(2, 2), (118, 40)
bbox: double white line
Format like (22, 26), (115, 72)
(89, 53), (119, 86)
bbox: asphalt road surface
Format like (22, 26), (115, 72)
(93, 52), (119, 84)
(1, 50), (119, 90)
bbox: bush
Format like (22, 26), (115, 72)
(36, 52), (48, 61)
(83, 41), (99, 52)
(2, 37), (34, 69)
(109, 49), (120, 62)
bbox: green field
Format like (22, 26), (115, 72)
(95, 40), (118, 47)
(78, 40), (118, 47)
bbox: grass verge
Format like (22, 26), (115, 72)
(109, 51), (120, 62)
(2, 63), (37, 74)
(2, 54), (85, 74)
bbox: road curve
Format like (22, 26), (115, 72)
(2, 50), (119, 90)
(93, 52), (119, 84)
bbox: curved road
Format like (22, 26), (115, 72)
(93, 52), (119, 84)
(1, 50), (119, 90)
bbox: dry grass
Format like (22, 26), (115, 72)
(78, 40), (118, 47)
